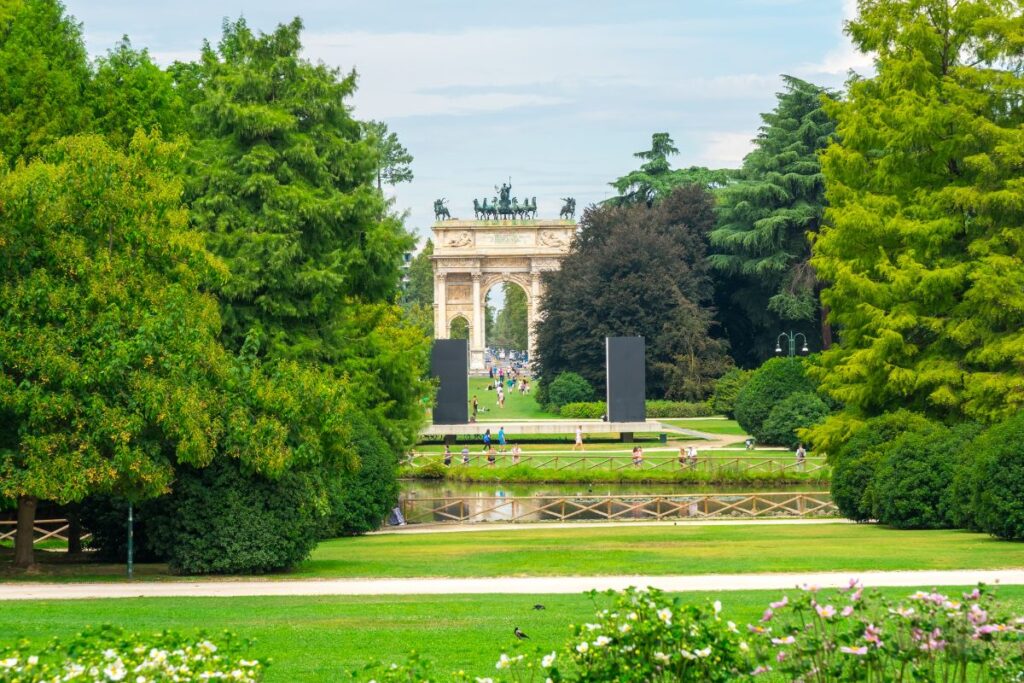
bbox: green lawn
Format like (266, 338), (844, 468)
(660, 418), (750, 436)
(6, 524), (1021, 582)
(464, 377), (556, 420)
(3, 586), (1024, 682)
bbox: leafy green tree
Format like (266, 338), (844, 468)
(609, 133), (731, 206)
(403, 238), (434, 308)
(809, 0), (1024, 432)
(364, 120), (413, 191)
(87, 37), (186, 149)
(733, 357), (817, 440)
(0, 134), (305, 567)
(0, 0), (90, 163)
(535, 185), (730, 398)
(709, 76), (836, 354)
(186, 17), (413, 359)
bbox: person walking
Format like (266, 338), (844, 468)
(483, 429), (492, 453)
(498, 426), (506, 452)
(443, 444), (452, 466)
(511, 443), (521, 465)
(795, 443), (807, 469)
(678, 446), (687, 469)
(461, 445), (470, 465)
(632, 446), (641, 468)
(573, 425), (584, 451)
(471, 395), (479, 421)
(688, 446), (698, 470)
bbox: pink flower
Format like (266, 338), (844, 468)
(840, 646), (868, 656)
(761, 608), (774, 622)
(969, 604), (988, 625)
(751, 666), (772, 676)
(771, 636), (796, 645)
(963, 588), (981, 601)
(842, 578), (861, 592)
(800, 583), (819, 593)
(815, 604), (836, 620)
(748, 624), (768, 634)
(776, 651), (787, 663)
(770, 596), (789, 609)
(841, 606), (854, 617)
(864, 624), (883, 646)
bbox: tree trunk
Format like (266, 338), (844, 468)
(13, 495), (37, 569)
(820, 304), (834, 350)
(66, 504), (82, 555)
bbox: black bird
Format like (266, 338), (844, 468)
(533, 604), (546, 610)
(514, 627), (529, 640)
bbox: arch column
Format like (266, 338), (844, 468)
(528, 269), (542, 366)
(470, 272), (485, 371)
(435, 273), (448, 338)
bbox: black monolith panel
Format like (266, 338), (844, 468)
(606, 336), (646, 422)
(431, 339), (468, 425)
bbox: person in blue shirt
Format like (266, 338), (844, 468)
(498, 426), (506, 452)
(483, 428), (492, 454)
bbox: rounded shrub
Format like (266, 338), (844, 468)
(759, 391), (829, 448)
(970, 412), (1024, 540)
(324, 415), (399, 537)
(709, 368), (751, 418)
(733, 357), (816, 438)
(143, 458), (325, 575)
(827, 410), (934, 523)
(871, 421), (978, 530)
(546, 372), (595, 411)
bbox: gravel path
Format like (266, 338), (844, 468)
(3, 569), (1021, 601)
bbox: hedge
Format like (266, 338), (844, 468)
(969, 412), (1024, 540)
(734, 357), (817, 440)
(559, 400), (713, 419)
(760, 391), (829, 448)
(323, 414), (399, 537)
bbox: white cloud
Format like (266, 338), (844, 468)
(797, 0), (874, 78)
(697, 132), (754, 167)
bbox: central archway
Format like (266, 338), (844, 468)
(484, 281), (529, 367)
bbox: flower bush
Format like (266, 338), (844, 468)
(0, 626), (265, 682)
(748, 581), (1024, 681)
(355, 583), (1024, 683)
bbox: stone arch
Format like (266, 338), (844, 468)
(431, 217), (572, 373)
(448, 313), (470, 340)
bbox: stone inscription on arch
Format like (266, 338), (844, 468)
(432, 218), (574, 372)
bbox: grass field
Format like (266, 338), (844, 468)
(6, 523), (1021, 582)
(465, 377), (556, 420)
(4, 586), (1024, 681)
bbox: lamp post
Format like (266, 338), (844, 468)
(775, 331), (809, 358)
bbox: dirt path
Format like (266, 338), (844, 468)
(2, 569), (1021, 601)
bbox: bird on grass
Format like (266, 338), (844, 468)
(514, 627), (529, 640)
(533, 604), (546, 610)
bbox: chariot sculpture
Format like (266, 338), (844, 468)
(433, 198), (451, 221)
(559, 197), (576, 220)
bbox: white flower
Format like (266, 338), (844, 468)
(104, 660), (127, 681)
(198, 641), (218, 655)
(619, 623), (632, 634)
(103, 650), (118, 661)
(0, 658), (17, 669)
(27, 656), (38, 666)
(657, 608), (673, 624)
(542, 652), (556, 668)
(594, 636), (611, 647)
(584, 623), (601, 631)
(495, 654), (511, 670)
(627, 611), (639, 620)
(136, 677), (147, 683)
(739, 641), (749, 652)
(475, 678), (494, 683)
(695, 646), (712, 658)
(238, 660), (258, 668)
(653, 651), (671, 664)
(576, 641), (589, 654)
(713, 600), (722, 615)
(727, 621), (738, 633)
(680, 649), (696, 660)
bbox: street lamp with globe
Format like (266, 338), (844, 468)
(775, 331), (809, 358)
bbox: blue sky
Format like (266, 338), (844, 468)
(64, 0), (871, 244)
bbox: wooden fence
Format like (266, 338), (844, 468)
(0, 519), (91, 546)
(407, 453), (827, 477)
(399, 491), (837, 525)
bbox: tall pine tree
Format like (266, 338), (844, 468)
(810, 0), (1024, 450)
(709, 76), (836, 359)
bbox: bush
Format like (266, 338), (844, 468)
(546, 372), (595, 411)
(324, 415), (399, 537)
(645, 400), (714, 418)
(872, 421), (979, 529)
(143, 458), (326, 575)
(734, 357), (816, 438)
(560, 401), (606, 419)
(0, 626), (265, 682)
(970, 412), (1024, 540)
(759, 391), (829, 448)
(828, 410), (934, 522)
(709, 367), (751, 418)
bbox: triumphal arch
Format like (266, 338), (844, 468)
(432, 185), (576, 372)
